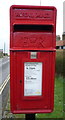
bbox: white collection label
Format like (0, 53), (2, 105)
(24, 62), (42, 96)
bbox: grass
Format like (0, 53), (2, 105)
(36, 75), (63, 118)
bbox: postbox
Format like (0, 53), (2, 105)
(10, 5), (57, 114)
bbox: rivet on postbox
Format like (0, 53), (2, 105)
(30, 52), (37, 59)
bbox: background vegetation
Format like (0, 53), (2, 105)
(56, 49), (63, 76)
(0, 52), (3, 58)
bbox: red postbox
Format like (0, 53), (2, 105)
(10, 5), (57, 114)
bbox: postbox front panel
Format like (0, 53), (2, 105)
(10, 51), (55, 113)
(10, 5), (56, 114)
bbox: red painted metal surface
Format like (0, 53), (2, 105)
(10, 5), (57, 114)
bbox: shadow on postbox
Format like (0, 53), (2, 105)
(10, 5), (57, 114)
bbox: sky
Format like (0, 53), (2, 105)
(0, 0), (64, 53)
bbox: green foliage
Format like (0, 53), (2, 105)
(0, 52), (3, 58)
(56, 49), (64, 76)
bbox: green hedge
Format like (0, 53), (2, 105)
(56, 49), (64, 77)
(0, 52), (3, 58)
